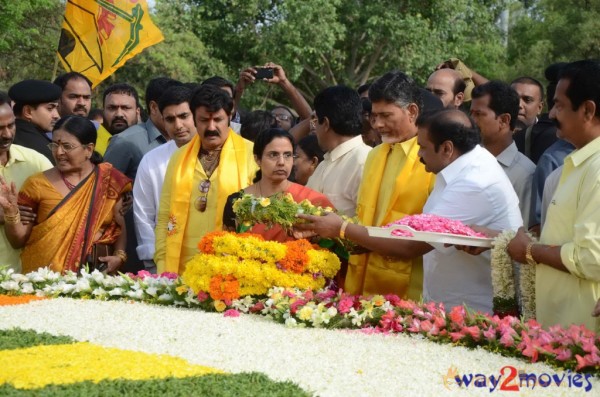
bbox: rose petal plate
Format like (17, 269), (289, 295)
(366, 225), (493, 248)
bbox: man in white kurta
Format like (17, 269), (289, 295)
(422, 144), (522, 313)
(133, 86), (196, 273)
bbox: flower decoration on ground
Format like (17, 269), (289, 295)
(183, 232), (340, 298)
(1, 266), (598, 374)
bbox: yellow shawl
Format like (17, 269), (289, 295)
(163, 130), (255, 272)
(346, 138), (435, 299)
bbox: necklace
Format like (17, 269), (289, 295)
(199, 148), (222, 178)
(60, 172), (77, 191)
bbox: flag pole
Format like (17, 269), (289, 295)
(51, 55), (60, 82)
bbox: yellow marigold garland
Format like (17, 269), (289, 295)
(183, 232), (340, 297)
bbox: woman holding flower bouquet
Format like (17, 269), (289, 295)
(0, 116), (131, 274)
(223, 128), (333, 242)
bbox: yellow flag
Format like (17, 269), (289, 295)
(57, 0), (164, 87)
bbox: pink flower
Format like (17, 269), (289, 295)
(420, 320), (433, 333)
(282, 289), (296, 298)
(450, 331), (465, 342)
(500, 332), (515, 347)
(555, 348), (572, 361)
(249, 301), (265, 313)
(160, 272), (179, 280)
(137, 270), (152, 279)
(338, 297), (354, 314)
(483, 325), (497, 341)
(397, 300), (417, 311)
(290, 299), (307, 314)
(224, 309), (240, 317)
(384, 294), (402, 307)
(197, 291), (209, 302)
(464, 326), (481, 341)
(303, 290), (315, 301)
(449, 306), (466, 327)
(316, 290), (335, 301)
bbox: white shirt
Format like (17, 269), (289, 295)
(496, 142), (535, 227)
(422, 145), (523, 313)
(133, 140), (178, 269)
(306, 136), (371, 217)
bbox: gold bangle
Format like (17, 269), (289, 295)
(114, 249), (127, 264)
(525, 242), (537, 266)
(339, 221), (349, 239)
(4, 212), (20, 225)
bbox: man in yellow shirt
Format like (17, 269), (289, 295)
(343, 71), (438, 299)
(155, 85), (257, 274)
(0, 92), (52, 271)
(507, 60), (600, 332)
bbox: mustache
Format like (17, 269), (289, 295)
(111, 117), (126, 125)
(74, 105), (87, 112)
(0, 138), (13, 145)
(204, 130), (220, 137)
(419, 157), (426, 165)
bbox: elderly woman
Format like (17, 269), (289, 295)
(0, 115), (131, 273)
(223, 128), (333, 242)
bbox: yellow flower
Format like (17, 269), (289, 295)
(372, 295), (385, 307)
(176, 285), (188, 295)
(259, 197), (271, 207)
(214, 300), (227, 312)
(0, 343), (221, 389)
(298, 306), (314, 321)
(284, 193), (294, 202)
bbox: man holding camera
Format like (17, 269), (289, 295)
(235, 63), (312, 131)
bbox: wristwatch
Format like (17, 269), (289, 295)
(525, 242), (538, 266)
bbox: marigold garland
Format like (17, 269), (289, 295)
(209, 274), (241, 301)
(183, 232), (340, 297)
(0, 294), (47, 306)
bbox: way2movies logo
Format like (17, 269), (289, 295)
(442, 365), (593, 392)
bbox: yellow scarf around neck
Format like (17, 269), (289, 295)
(164, 130), (254, 271)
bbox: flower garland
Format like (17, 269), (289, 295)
(490, 231), (536, 321)
(232, 192), (357, 259)
(0, 267), (599, 373)
(232, 192), (338, 232)
(182, 232), (340, 300)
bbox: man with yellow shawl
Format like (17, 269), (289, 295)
(155, 85), (257, 274)
(302, 72), (437, 300)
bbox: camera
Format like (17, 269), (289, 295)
(254, 67), (274, 80)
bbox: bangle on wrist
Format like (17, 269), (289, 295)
(114, 249), (127, 265)
(4, 211), (21, 225)
(339, 221), (349, 239)
(525, 242), (538, 266)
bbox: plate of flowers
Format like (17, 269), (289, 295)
(366, 214), (494, 248)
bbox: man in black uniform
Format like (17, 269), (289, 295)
(8, 80), (61, 164)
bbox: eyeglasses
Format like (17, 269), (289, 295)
(194, 179), (211, 212)
(274, 114), (292, 122)
(47, 142), (83, 152)
(264, 152), (297, 161)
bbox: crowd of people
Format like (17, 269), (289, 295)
(1, 58), (599, 332)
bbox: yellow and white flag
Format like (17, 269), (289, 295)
(57, 0), (164, 87)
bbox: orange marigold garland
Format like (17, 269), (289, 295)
(0, 294), (48, 306)
(279, 240), (313, 273)
(208, 274), (241, 301)
(197, 231), (228, 254)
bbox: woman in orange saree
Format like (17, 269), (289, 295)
(0, 116), (131, 273)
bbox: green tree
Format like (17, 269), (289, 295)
(167, 0), (508, 109)
(507, 0), (600, 83)
(0, 0), (63, 88)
